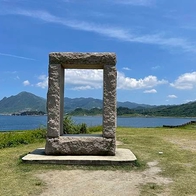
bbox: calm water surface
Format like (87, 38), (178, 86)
(0, 115), (196, 131)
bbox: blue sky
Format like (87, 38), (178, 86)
(1, 0), (196, 105)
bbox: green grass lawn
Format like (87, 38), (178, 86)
(117, 126), (196, 195)
(0, 126), (196, 196)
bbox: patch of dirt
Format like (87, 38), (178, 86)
(165, 138), (196, 152)
(36, 161), (172, 196)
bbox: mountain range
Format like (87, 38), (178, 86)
(0, 91), (196, 117)
(0, 91), (153, 114)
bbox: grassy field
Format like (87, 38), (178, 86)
(0, 125), (196, 196)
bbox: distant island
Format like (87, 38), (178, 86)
(11, 110), (46, 116)
(69, 104), (196, 118)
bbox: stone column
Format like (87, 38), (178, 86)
(103, 65), (117, 138)
(60, 68), (64, 136)
(47, 64), (64, 138)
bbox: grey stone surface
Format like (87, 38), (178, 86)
(45, 135), (116, 155)
(22, 148), (137, 165)
(103, 65), (117, 138)
(46, 52), (117, 155)
(49, 52), (116, 68)
(47, 64), (64, 138)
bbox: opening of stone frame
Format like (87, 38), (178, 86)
(64, 68), (103, 135)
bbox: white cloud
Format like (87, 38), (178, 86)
(151, 66), (160, 70)
(72, 85), (94, 91)
(122, 67), (131, 71)
(36, 75), (48, 89)
(143, 89), (157, 93)
(168, 94), (177, 98)
(0, 52), (36, 61)
(35, 70), (103, 90)
(5, 9), (196, 54)
(34, 70), (168, 91)
(117, 72), (168, 90)
(65, 69), (103, 90)
(23, 80), (30, 86)
(185, 99), (196, 103)
(170, 72), (196, 90)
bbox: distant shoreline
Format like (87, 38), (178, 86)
(0, 110), (46, 116)
(1, 113), (196, 118)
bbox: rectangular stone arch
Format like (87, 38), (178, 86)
(45, 52), (117, 155)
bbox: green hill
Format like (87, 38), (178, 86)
(0, 92), (150, 114)
(64, 97), (152, 112)
(137, 101), (196, 117)
(69, 102), (196, 117)
(64, 97), (103, 111)
(1, 91), (196, 117)
(0, 92), (46, 114)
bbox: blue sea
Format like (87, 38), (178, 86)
(0, 115), (196, 131)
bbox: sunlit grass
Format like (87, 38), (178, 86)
(117, 126), (196, 195)
(0, 126), (195, 195)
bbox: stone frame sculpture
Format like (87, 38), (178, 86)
(45, 52), (117, 155)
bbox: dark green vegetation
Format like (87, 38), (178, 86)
(69, 102), (196, 117)
(69, 107), (102, 116)
(12, 110), (46, 116)
(63, 115), (102, 134)
(0, 91), (46, 113)
(69, 107), (137, 116)
(0, 117), (101, 149)
(0, 125), (196, 195)
(1, 91), (196, 117)
(126, 102), (196, 117)
(65, 98), (196, 117)
(64, 97), (152, 112)
(64, 97), (103, 111)
(0, 128), (46, 149)
(63, 115), (88, 134)
(139, 101), (196, 117)
(0, 91), (151, 114)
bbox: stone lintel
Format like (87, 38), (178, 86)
(49, 52), (116, 67)
(63, 64), (103, 69)
(45, 136), (116, 155)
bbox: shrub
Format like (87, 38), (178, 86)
(63, 115), (88, 134)
(0, 128), (46, 149)
(63, 115), (77, 134)
(79, 123), (88, 134)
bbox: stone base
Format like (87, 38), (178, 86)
(45, 134), (116, 156)
(22, 148), (137, 165)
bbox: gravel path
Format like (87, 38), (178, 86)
(36, 161), (172, 196)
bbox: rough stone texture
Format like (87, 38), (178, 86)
(49, 52), (116, 69)
(47, 64), (64, 138)
(103, 65), (117, 138)
(46, 52), (117, 155)
(45, 136), (116, 155)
